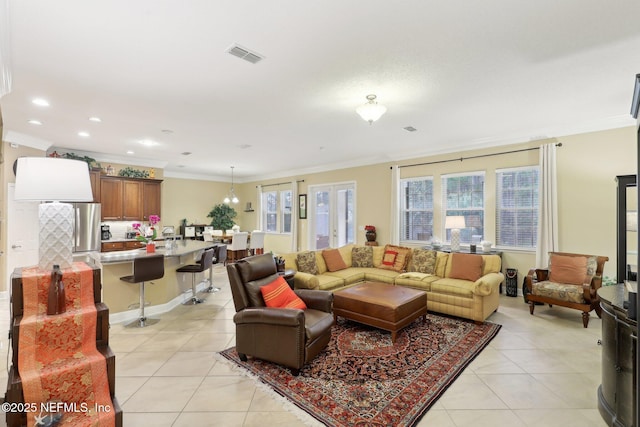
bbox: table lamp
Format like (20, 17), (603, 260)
(14, 157), (93, 270)
(445, 216), (466, 252)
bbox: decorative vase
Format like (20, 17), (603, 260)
(146, 242), (156, 254)
(365, 230), (377, 242)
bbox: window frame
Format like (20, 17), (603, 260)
(441, 171), (485, 245)
(261, 188), (293, 234)
(399, 176), (434, 243)
(495, 166), (539, 251)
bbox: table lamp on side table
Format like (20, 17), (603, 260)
(445, 215), (466, 252)
(14, 157), (94, 270)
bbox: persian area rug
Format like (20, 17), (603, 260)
(219, 314), (501, 427)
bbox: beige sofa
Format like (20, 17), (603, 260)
(278, 244), (504, 323)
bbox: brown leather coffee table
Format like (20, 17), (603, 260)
(333, 282), (427, 343)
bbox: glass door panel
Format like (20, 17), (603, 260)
(310, 183), (355, 250)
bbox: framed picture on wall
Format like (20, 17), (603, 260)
(299, 194), (307, 219)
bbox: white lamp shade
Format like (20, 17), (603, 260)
(445, 216), (466, 229)
(15, 157), (93, 202)
(356, 102), (387, 123)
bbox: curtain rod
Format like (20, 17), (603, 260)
(257, 179), (305, 188)
(394, 142), (562, 169)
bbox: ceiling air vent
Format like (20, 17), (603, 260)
(404, 126), (417, 132)
(226, 44), (265, 64)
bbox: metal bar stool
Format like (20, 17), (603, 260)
(178, 248), (214, 304)
(119, 254), (165, 327)
(203, 244), (220, 293)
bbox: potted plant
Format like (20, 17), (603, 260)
(207, 204), (237, 231)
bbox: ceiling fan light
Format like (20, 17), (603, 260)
(223, 196), (231, 204)
(356, 94), (387, 124)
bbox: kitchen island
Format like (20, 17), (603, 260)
(100, 240), (220, 321)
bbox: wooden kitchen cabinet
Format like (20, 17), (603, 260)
(142, 180), (161, 221)
(100, 178), (124, 220)
(99, 176), (162, 221)
(89, 170), (101, 202)
(122, 180), (143, 220)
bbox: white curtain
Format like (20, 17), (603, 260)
(255, 185), (263, 231)
(290, 180), (298, 252)
(0, 0), (12, 98)
(536, 143), (559, 267)
(390, 165), (400, 245)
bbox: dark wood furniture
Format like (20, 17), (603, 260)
(617, 175), (637, 283)
(333, 282), (427, 343)
(597, 284), (637, 427)
(5, 264), (122, 427)
(99, 176), (162, 221)
(525, 252), (609, 327)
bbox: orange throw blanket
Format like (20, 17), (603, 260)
(18, 262), (115, 427)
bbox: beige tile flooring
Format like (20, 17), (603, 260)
(0, 265), (609, 426)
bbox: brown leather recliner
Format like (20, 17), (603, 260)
(227, 253), (334, 375)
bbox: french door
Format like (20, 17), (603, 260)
(309, 183), (355, 250)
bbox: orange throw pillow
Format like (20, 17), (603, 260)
(449, 253), (483, 282)
(549, 255), (587, 285)
(322, 249), (348, 272)
(260, 276), (307, 309)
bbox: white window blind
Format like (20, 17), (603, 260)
(496, 166), (539, 249)
(399, 177), (434, 241)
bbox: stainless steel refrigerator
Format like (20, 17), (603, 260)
(73, 203), (101, 253)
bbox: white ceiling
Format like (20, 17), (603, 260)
(1, 0), (639, 182)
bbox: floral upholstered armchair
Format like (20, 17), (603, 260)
(525, 252), (609, 328)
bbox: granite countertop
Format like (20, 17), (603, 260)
(100, 240), (218, 264)
(102, 237), (166, 243)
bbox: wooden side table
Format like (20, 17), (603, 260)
(365, 241), (378, 246)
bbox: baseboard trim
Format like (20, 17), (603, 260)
(109, 280), (210, 325)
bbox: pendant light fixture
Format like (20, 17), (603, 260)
(223, 166), (239, 204)
(356, 94), (387, 124)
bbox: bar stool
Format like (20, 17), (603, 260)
(177, 248), (214, 304)
(203, 245), (220, 293)
(120, 254), (165, 327)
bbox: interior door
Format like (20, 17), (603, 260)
(309, 183), (355, 250)
(7, 184), (39, 286)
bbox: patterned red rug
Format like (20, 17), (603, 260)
(219, 314), (501, 426)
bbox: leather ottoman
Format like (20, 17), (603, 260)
(333, 282), (427, 343)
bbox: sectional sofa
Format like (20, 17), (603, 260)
(277, 244), (504, 323)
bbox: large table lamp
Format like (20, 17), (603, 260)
(445, 215), (466, 252)
(14, 157), (93, 270)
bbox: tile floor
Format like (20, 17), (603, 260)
(0, 265), (610, 426)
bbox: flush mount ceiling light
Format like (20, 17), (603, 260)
(32, 98), (49, 107)
(356, 94), (387, 124)
(223, 166), (239, 204)
(88, 117), (102, 122)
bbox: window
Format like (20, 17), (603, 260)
(496, 167), (539, 249)
(261, 189), (292, 233)
(442, 172), (485, 244)
(400, 177), (433, 241)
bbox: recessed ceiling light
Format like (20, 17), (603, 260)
(32, 98), (49, 107)
(238, 144), (252, 149)
(181, 152), (192, 156)
(27, 119), (42, 125)
(126, 150), (135, 155)
(177, 165), (186, 168)
(78, 131), (90, 137)
(139, 139), (157, 146)
(403, 126), (417, 132)
(89, 117), (102, 122)
(161, 129), (174, 134)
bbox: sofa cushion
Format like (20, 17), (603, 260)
(549, 254), (587, 285)
(378, 244), (411, 272)
(532, 280), (585, 303)
(363, 268), (401, 284)
(481, 254), (502, 275)
(449, 253), (483, 282)
(297, 251), (319, 275)
(324, 268), (366, 285)
(352, 246), (374, 267)
(260, 276), (307, 309)
(316, 274), (346, 291)
(395, 272), (439, 292)
(338, 244), (355, 267)
(431, 278), (476, 298)
(408, 249), (437, 274)
(322, 248), (348, 272)
(435, 252), (449, 277)
(372, 246), (385, 267)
